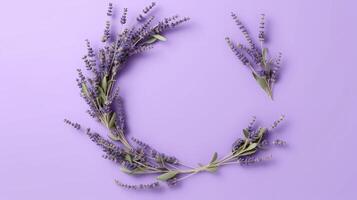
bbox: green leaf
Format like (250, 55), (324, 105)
(120, 167), (145, 175)
(257, 128), (267, 138)
(262, 48), (268, 61)
(210, 152), (218, 164)
(145, 37), (158, 44)
(81, 83), (88, 96)
(152, 34), (167, 41)
(120, 167), (133, 174)
(108, 132), (119, 141)
(239, 149), (257, 157)
(108, 113), (116, 129)
(245, 142), (258, 152)
(261, 48), (269, 68)
(125, 154), (132, 163)
(101, 75), (108, 93)
(252, 72), (272, 99)
(157, 171), (179, 181)
(98, 86), (105, 96)
(243, 129), (250, 139)
(155, 154), (165, 166)
(98, 87), (106, 102)
(234, 139), (253, 156)
(242, 138), (250, 149)
(235, 142), (258, 157)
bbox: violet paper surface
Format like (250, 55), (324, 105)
(0, 0), (356, 199)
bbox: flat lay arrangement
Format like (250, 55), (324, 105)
(3, 0), (356, 199)
(65, 2), (287, 190)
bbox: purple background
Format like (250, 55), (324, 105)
(1, 0), (356, 199)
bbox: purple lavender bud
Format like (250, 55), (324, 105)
(249, 129), (261, 141)
(225, 37), (250, 66)
(107, 3), (113, 16)
(256, 70), (266, 77)
(237, 43), (260, 64)
(123, 161), (138, 170)
(232, 138), (245, 152)
(276, 52), (282, 66)
(143, 2), (156, 14)
(230, 12), (257, 53)
(76, 69), (86, 82)
(120, 8), (128, 25)
(247, 116), (256, 132)
(258, 14), (265, 42)
(137, 14), (144, 22)
(102, 21), (111, 42)
(163, 155), (179, 165)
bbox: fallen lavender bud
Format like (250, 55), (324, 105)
(271, 115), (285, 129)
(238, 155), (272, 165)
(273, 139), (287, 146)
(63, 119), (81, 130)
(114, 180), (160, 190)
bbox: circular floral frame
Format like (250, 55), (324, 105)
(65, 2), (286, 190)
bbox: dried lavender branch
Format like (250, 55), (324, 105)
(226, 13), (283, 99)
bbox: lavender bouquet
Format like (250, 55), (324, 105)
(65, 3), (286, 190)
(226, 13), (282, 99)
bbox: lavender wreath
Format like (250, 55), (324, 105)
(65, 2), (286, 190)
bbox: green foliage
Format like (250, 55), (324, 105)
(108, 112), (116, 129)
(152, 34), (167, 41)
(252, 72), (273, 99)
(157, 171), (179, 181)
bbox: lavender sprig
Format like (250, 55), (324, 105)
(226, 13), (283, 99)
